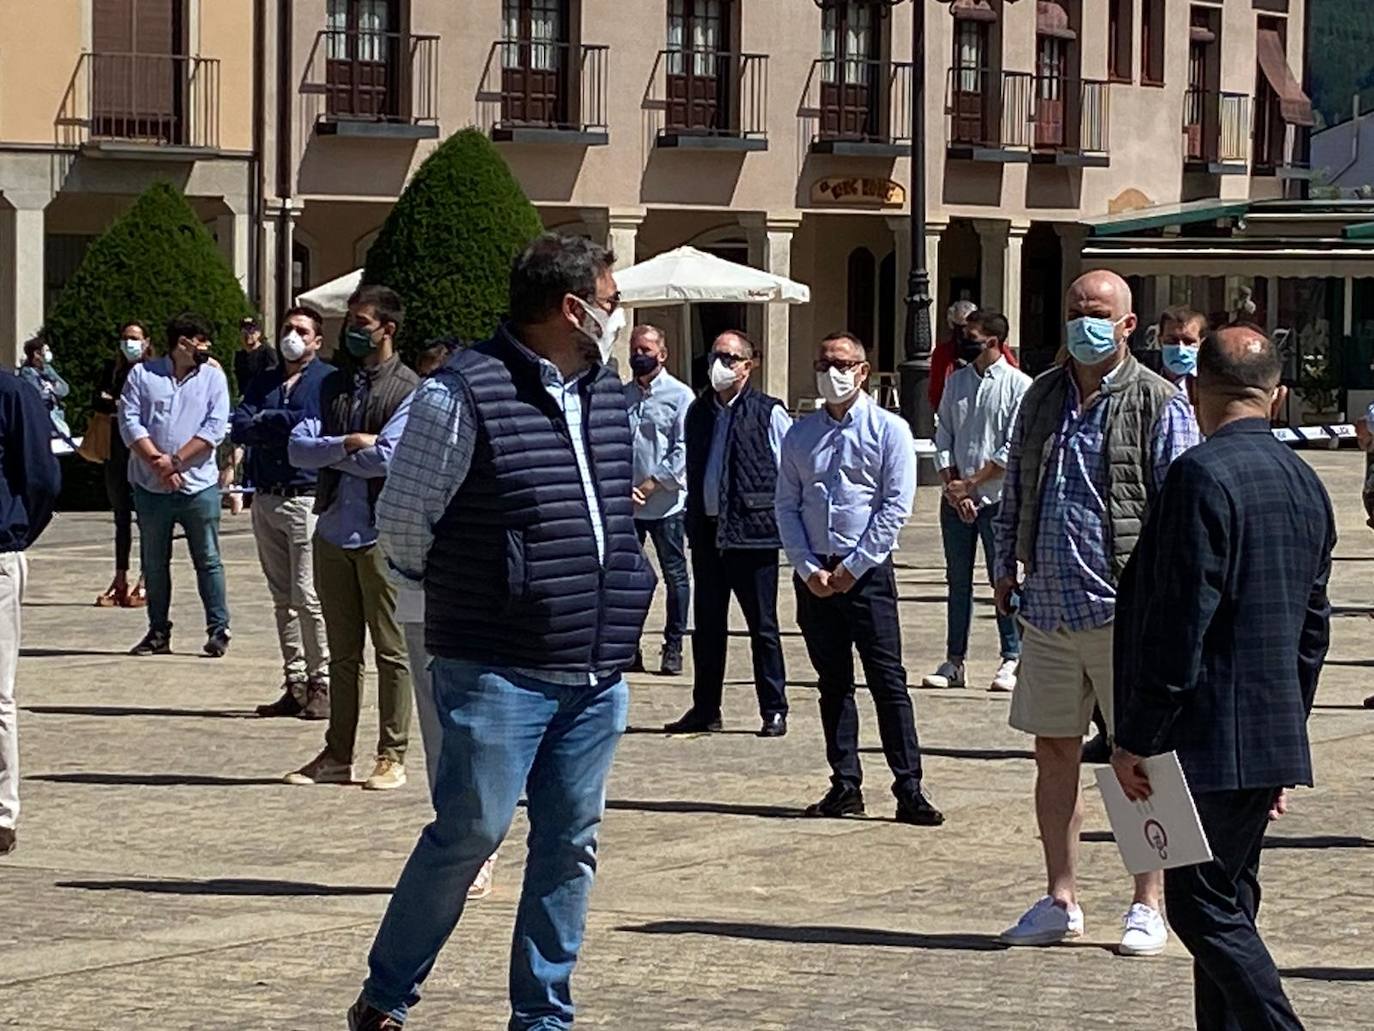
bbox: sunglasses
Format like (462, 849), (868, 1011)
(813, 358), (865, 373)
(711, 352), (748, 368)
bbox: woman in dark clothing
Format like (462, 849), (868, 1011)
(92, 320), (151, 608)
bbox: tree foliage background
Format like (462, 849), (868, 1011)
(362, 128), (544, 361)
(1310, 0), (1374, 128)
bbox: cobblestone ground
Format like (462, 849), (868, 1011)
(1, 451), (1371, 1031)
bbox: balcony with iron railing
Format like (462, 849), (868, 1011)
(300, 29), (440, 139)
(644, 50), (768, 152)
(477, 40), (610, 146)
(55, 52), (220, 153)
(1183, 89), (1251, 174)
(800, 58), (913, 157)
(945, 69), (1110, 166)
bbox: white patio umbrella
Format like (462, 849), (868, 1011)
(296, 268), (363, 318)
(614, 246), (810, 306)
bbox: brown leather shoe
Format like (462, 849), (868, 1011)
(298, 679), (329, 721)
(347, 996), (403, 1030)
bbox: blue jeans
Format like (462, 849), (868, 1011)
(939, 500), (1019, 661)
(133, 485), (229, 636)
(635, 513), (689, 648)
(362, 660), (629, 1029)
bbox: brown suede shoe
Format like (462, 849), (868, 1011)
(347, 997), (403, 1030)
(298, 679), (329, 721)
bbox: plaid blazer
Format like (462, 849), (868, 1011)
(1113, 418), (1336, 793)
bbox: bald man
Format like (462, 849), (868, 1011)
(993, 270), (1200, 955)
(1112, 327), (1331, 1030)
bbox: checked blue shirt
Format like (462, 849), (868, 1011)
(995, 364), (1200, 633)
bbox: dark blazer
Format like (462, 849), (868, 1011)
(229, 357), (335, 491)
(1113, 418), (1335, 794)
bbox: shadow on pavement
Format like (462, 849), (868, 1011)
(20, 647), (132, 658)
(24, 704), (253, 720)
(1081, 830), (1374, 850)
(1281, 966), (1374, 982)
(1320, 658), (1374, 668)
(56, 877), (390, 897)
(27, 772), (283, 787)
(601, 799), (805, 819)
(861, 745), (1034, 761)
(618, 919), (1007, 952)
(624, 726), (760, 737)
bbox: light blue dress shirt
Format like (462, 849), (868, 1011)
(934, 356), (1032, 508)
(625, 369), (694, 521)
(118, 356), (230, 495)
(775, 391), (917, 580)
(375, 330), (608, 687)
(701, 390), (793, 518)
(288, 376), (411, 550)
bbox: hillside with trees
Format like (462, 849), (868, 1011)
(1310, 0), (1374, 127)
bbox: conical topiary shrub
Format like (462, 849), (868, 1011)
(46, 181), (253, 432)
(363, 127), (544, 361)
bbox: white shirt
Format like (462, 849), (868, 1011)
(934, 356), (1032, 508)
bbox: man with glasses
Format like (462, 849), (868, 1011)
(666, 330), (792, 737)
(347, 234), (654, 1031)
(777, 331), (944, 825)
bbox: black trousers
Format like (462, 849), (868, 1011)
(793, 559), (924, 801)
(1165, 788), (1304, 1031)
(690, 539), (787, 719)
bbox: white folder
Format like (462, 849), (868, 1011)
(1094, 751), (1213, 875)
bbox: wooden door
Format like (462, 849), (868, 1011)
(950, 18), (988, 144)
(1184, 40), (1207, 159)
(666, 0), (728, 134)
(325, 0), (401, 120)
(502, 0), (568, 127)
(820, 2), (878, 140)
(92, 0), (183, 143)
(1035, 35), (1065, 148)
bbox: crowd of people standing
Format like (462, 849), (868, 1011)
(0, 231), (1352, 1031)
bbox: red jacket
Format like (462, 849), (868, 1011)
(929, 337), (1020, 410)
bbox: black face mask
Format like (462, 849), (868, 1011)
(629, 353), (660, 377)
(957, 336), (985, 363)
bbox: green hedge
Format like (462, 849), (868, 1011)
(363, 127), (544, 361)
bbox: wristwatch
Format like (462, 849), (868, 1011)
(169, 453), (184, 472)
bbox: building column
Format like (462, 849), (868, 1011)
(589, 206), (645, 378)
(750, 212), (802, 405)
(0, 192), (49, 370)
(1054, 223), (1088, 320)
(1004, 225), (1028, 356)
(974, 220), (1007, 311)
(216, 199), (251, 295)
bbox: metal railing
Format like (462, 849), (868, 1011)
(477, 40), (609, 134)
(800, 57), (913, 146)
(300, 29), (440, 125)
(55, 52), (220, 148)
(644, 49), (768, 141)
(1183, 88), (1251, 165)
(945, 69), (1111, 158)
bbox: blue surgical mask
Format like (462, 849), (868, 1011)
(1162, 344), (1198, 377)
(1065, 316), (1124, 366)
(344, 325), (377, 358)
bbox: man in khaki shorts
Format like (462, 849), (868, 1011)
(992, 271), (1199, 955)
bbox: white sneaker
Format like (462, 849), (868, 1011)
(1119, 903), (1168, 957)
(468, 854), (497, 900)
(990, 658), (1018, 693)
(922, 660), (965, 689)
(999, 896), (1085, 946)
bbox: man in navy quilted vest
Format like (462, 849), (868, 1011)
(346, 234), (655, 1031)
(665, 329), (793, 738)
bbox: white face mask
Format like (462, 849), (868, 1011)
(120, 338), (144, 362)
(709, 355), (740, 393)
(40, 346), (53, 364)
(575, 297), (626, 366)
(816, 366), (861, 405)
(279, 330), (308, 363)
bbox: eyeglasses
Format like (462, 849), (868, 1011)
(813, 358), (866, 373)
(711, 352), (748, 367)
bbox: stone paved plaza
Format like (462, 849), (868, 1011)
(2, 450), (1372, 1031)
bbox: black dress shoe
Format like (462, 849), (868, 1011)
(256, 683), (305, 718)
(663, 709), (723, 733)
(203, 627), (232, 659)
(659, 642), (683, 676)
(129, 629), (171, 656)
(347, 996), (404, 1030)
(804, 783), (865, 818)
(895, 791), (946, 827)
(1081, 731), (1112, 765)
(1364, 694), (1374, 710)
(758, 713), (787, 738)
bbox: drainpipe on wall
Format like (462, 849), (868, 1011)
(275, 0), (294, 326)
(249, 0), (265, 312)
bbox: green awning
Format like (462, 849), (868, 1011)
(1086, 199), (1252, 236)
(1343, 222), (1374, 240)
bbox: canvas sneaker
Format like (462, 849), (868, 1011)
(921, 660), (966, 689)
(468, 855), (498, 900)
(999, 896), (1085, 946)
(1119, 903), (1168, 957)
(990, 658), (1019, 693)
(283, 749), (352, 786)
(363, 757), (407, 792)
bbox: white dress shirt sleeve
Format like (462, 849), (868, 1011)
(934, 373), (958, 471)
(842, 415), (916, 579)
(774, 428), (822, 580)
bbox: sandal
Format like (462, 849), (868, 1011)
(95, 582), (126, 608)
(125, 582), (147, 609)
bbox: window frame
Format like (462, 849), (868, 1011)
(1107, 0), (1133, 83)
(1140, 0), (1166, 87)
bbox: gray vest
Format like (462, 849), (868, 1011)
(1016, 355), (1177, 581)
